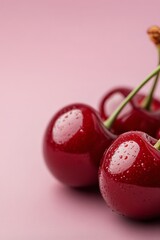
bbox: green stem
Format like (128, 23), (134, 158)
(142, 47), (160, 110)
(104, 65), (160, 129)
(154, 139), (160, 150)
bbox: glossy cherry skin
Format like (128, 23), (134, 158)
(99, 131), (160, 219)
(43, 103), (116, 187)
(99, 87), (160, 137)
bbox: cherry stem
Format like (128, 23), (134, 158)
(141, 47), (160, 110)
(154, 139), (160, 150)
(103, 65), (160, 129)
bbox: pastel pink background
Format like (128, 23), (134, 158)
(0, 0), (160, 239)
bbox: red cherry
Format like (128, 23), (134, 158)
(43, 103), (116, 187)
(99, 87), (160, 137)
(99, 87), (141, 121)
(99, 131), (160, 219)
(43, 65), (160, 188)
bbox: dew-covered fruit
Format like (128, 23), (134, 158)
(43, 103), (116, 187)
(99, 131), (160, 219)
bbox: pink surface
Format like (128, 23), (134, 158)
(0, 0), (160, 239)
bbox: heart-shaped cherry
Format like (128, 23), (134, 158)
(99, 131), (160, 219)
(43, 66), (160, 187)
(99, 87), (160, 137)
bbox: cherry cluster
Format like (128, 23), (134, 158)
(43, 26), (160, 220)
